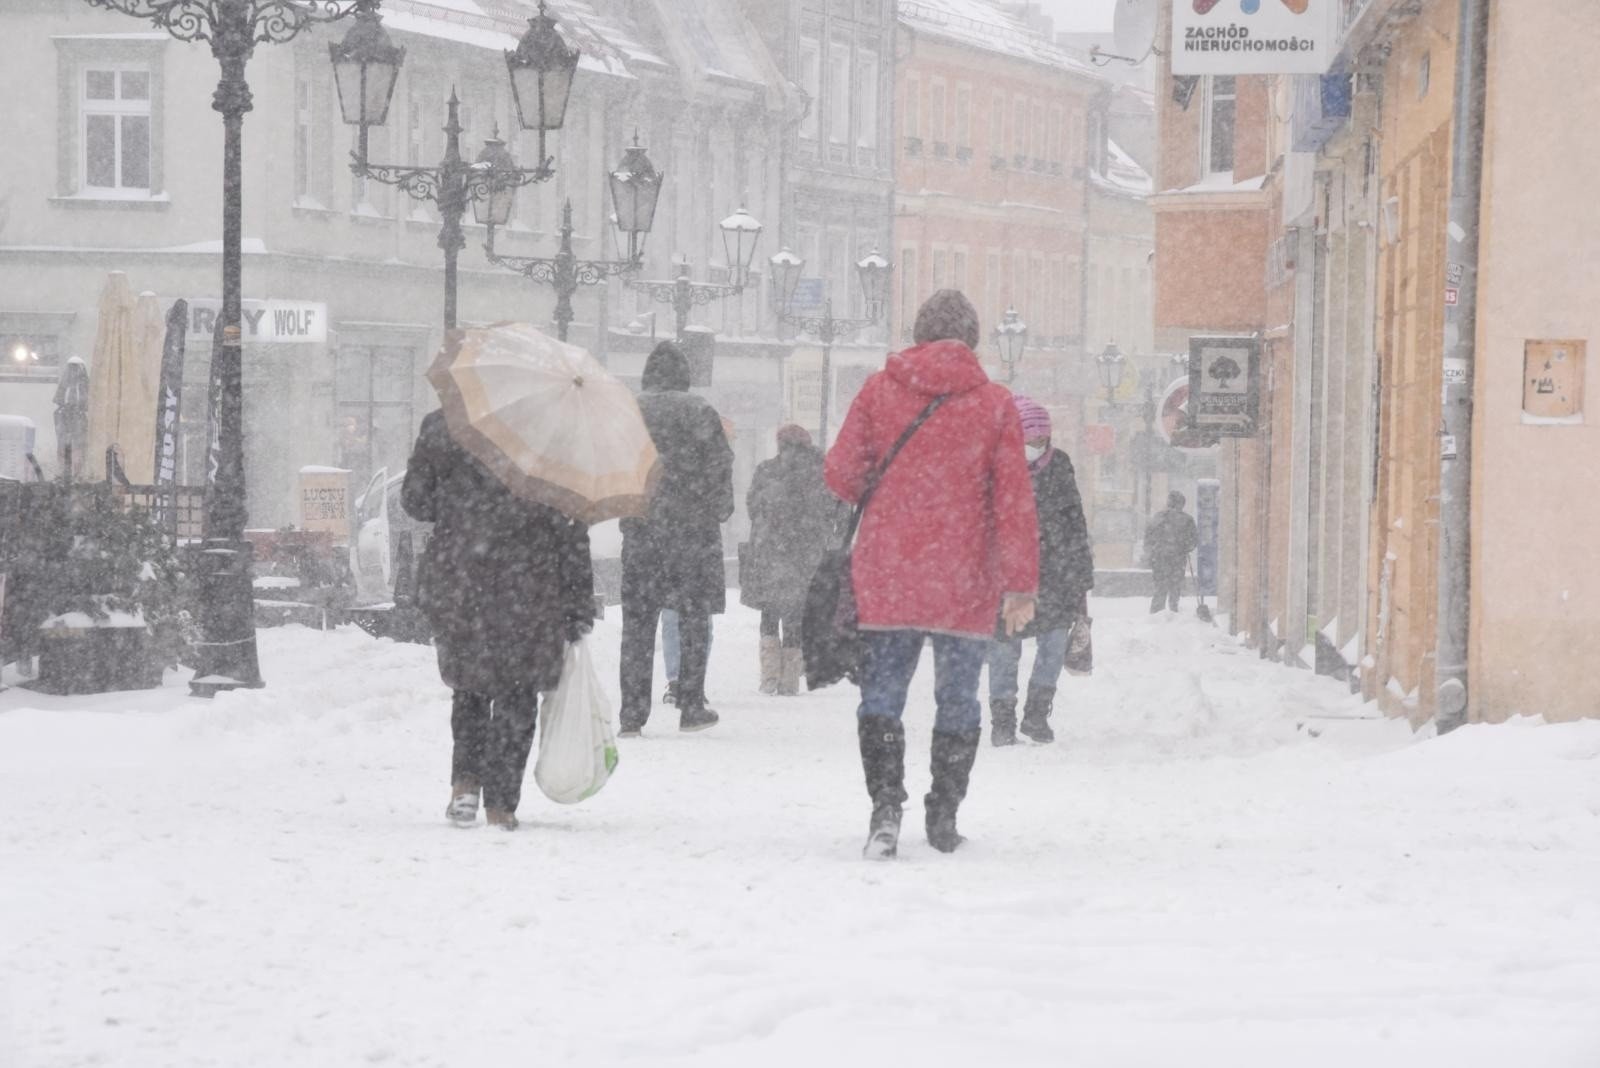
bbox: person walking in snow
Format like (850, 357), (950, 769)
(987, 396), (1094, 747)
(825, 289), (1040, 858)
(1144, 490), (1198, 613)
(402, 409), (594, 831)
(618, 341), (735, 736)
(741, 424), (845, 696)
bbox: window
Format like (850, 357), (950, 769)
(1034, 105), (1047, 167)
(799, 37), (821, 140)
(899, 247), (918, 339)
(1417, 51), (1431, 98)
(990, 95), (1006, 161)
(337, 345), (418, 490)
(954, 86), (971, 153)
(856, 52), (879, 150)
(985, 251), (1001, 322)
(931, 247), (948, 291)
(1013, 97), (1028, 160)
(1047, 106), (1062, 166)
(82, 67), (151, 193)
(952, 249), (968, 294)
(904, 73), (920, 142)
(828, 44), (850, 146)
(929, 80), (947, 152)
(1202, 75), (1236, 176)
(1, 333), (63, 378)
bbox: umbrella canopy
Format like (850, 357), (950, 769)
(85, 274), (160, 483)
(427, 322), (660, 524)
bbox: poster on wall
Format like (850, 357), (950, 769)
(1171, 0), (1339, 76)
(1188, 335), (1260, 437)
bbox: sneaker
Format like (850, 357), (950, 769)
(678, 703), (719, 732)
(446, 788), (479, 827)
(662, 680), (679, 706)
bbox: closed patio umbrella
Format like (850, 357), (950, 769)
(85, 274), (160, 483)
(427, 322), (659, 524)
(53, 357), (89, 479)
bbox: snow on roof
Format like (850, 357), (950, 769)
(898, 0), (1100, 78)
(381, 0), (650, 79)
(1160, 173), (1269, 196)
(1093, 139), (1152, 198)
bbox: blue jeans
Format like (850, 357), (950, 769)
(857, 629), (989, 736)
(988, 628), (1070, 702)
(660, 609), (712, 684)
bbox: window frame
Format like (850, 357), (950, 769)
(79, 63), (154, 196)
(1200, 74), (1237, 178)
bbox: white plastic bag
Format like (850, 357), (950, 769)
(533, 638), (619, 804)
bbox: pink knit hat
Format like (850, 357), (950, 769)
(1012, 394), (1051, 440)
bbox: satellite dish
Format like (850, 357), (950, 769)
(1112, 0), (1158, 62)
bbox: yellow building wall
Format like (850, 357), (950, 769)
(1365, 0), (1458, 721)
(1468, 2), (1600, 722)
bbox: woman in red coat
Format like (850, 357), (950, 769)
(825, 289), (1040, 858)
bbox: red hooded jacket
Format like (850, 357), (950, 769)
(825, 339), (1040, 638)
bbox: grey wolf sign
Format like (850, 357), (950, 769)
(1187, 335), (1261, 437)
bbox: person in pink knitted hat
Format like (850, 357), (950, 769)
(987, 395), (1095, 746)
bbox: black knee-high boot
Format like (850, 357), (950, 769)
(858, 716), (907, 859)
(926, 729), (980, 853)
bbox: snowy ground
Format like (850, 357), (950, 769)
(3, 600), (1599, 1067)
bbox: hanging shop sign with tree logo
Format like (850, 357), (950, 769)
(1187, 335), (1261, 437)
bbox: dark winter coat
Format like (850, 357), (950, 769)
(1145, 506), (1199, 578)
(401, 409), (594, 696)
(824, 332), (1039, 637)
(621, 344), (735, 614)
(1014, 447), (1094, 637)
(740, 441), (845, 614)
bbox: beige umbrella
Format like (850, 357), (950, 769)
(85, 274), (160, 483)
(427, 321), (660, 524)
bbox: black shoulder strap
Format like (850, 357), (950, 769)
(843, 394), (950, 545)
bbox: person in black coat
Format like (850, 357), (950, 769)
(1145, 490), (1199, 613)
(619, 341), (735, 735)
(402, 408), (594, 831)
(740, 424), (845, 695)
(988, 396), (1094, 746)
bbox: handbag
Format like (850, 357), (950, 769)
(1064, 614), (1093, 676)
(802, 395), (950, 690)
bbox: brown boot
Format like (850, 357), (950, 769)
(759, 635), (781, 695)
(778, 647), (803, 696)
(485, 807), (519, 831)
(446, 781), (480, 826)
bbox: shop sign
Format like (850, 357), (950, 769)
(1172, 0), (1339, 76)
(1188, 334), (1261, 437)
(174, 299), (328, 345)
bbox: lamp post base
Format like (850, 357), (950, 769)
(188, 537), (264, 697)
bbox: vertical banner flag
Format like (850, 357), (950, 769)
(152, 299), (187, 534)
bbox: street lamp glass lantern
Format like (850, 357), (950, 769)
(329, 7), (405, 128)
(769, 247), (804, 310)
(855, 247), (891, 319)
(506, 2), (580, 133)
(609, 138), (663, 263)
(719, 206), (763, 287)
(1097, 341), (1126, 394)
(473, 136), (519, 229)
(995, 306), (1027, 367)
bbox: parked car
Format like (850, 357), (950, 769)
(349, 468), (431, 606)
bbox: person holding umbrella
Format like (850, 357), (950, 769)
(618, 341), (735, 736)
(405, 322), (657, 830)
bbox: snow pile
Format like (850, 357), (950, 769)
(1, 599), (1597, 1066)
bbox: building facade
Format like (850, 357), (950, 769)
(0, 0), (789, 537)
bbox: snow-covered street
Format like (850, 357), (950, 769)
(3, 600), (1599, 1067)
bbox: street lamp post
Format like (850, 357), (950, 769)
(769, 246), (892, 444)
(994, 306), (1028, 383)
(1097, 341), (1158, 537)
(332, 1), (578, 331)
(83, 0), (380, 697)
(482, 139), (664, 342)
(627, 207), (764, 342)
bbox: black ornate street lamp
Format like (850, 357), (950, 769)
(994, 306), (1028, 383)
(83, 0), (382, 697)
(333, 1), (576, 330)
(481, 138), (664, 342)
(627, 207), (765, 341)
(1096, 340), (1126, 403)
(769, 245), (891, 444)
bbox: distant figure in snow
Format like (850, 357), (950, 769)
(1144, 490), (1198, 613)
(825, 289), (1040, 859)
(402, 409), (594, 831)
(741, 424), (845, 695)
(618, 341), (735, 736)
(987, 396), (1094, 747)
